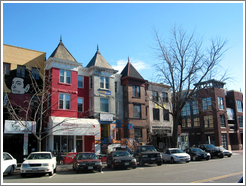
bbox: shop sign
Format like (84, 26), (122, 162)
(128, 123), (133, 129)
(4, 120), (36, 134)
(100, 113), (113, 121)
(99, 90), (111, 95)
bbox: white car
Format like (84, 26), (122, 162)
(2, 152), (17, 175)
(162, 148), (190, 163)
(20, 151), (57, 177)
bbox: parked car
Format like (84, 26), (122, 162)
(133, 145), (162, 166)
(184, 148), (210, 161)
(20, 151), (57, 177)
(162, 148), (190, 163)
(219, 147), (232, 157)
(106, 150), (137, 170)
(198, 144), (224, 158)
(73, 152), (102, 173)
(2, 152), (17, 176)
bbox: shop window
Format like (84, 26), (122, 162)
(134, 105), (141, 118)
(204, 115), (213, 128)
(54, 136), (74, 153)
(60, 69), (71, 84)
(32, 67), (39, 80)
(101, 124), (109, 142)
(202, 97), (212, 111)
(153, 108), (160, 120)
(59, 93), (70, 110)
(100, 98), (109, 112)
(78, 76), (84, 88)
(3, 63), (10, 75)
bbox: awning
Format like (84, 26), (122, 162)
(48, 116), (100, 140)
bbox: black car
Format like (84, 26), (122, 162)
(185, 148), (211, 161)
(198, 144), (224, 158)
(106, 150), (137, 170)
(133, 145), (162, 166)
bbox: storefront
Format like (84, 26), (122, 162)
(47, 116), (100, 154)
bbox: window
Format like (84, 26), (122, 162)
(182, 103), (190, 116)
(204, 115), (213, 128)
(60, 69), (71, 84)
(220, 115), (226, 127)
(100, 77), (109, 89)
(89, 76), (93, 89)
(17, 65), (25, 77)
(238, 116), (243, 128)
(100, 98), (109, 112)
(31, 67), (39, 80)
(152, 91), (158, 102)
(221, 134), (227, 149)
(78, 98), (83, 112)
(54, 136), (74, 153)
(59, 93), (70, 110)
(133, 86), (140, 97)
(115, 82), (118, 93)
(78, 76), (84, 88)
(134, 105), (141, 118)
(162, 92), (168, 102)
(194, 117), (200, 127)
(153, 108), (160, 120)
(134, 128), (142, 139)
(115, 101), (119, 115)
(163, 109), (169, 121)
(236, 100), (243, 112)
(218, 97), (224, 110)
(3, 63), (10, 75)
(202, 97), (212, 110)
(192, 101), (199, 114)
(182, 118), (191, 128)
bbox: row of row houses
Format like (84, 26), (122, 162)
(3, 39), (243, 163)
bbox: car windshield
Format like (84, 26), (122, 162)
(191, 148), (204, 153)
(77, 153), (97, 160)
(27, 153), (51, 159)
(170, 149), (184, 154)
(140, 146), (157, 152)
(204, 144), (216, 148)
(112, 151), (131, 157)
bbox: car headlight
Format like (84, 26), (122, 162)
(157, 153), (161, 157)
(95, 162), (102, 166)
(131, 159), (137, 163)
(21, 164), (29, 168)
(43, 163), (51, 166)
(207, 153), (211, 156)
(142, 155), (148, 158)
(114, 159), (121, 163)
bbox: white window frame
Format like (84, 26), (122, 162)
(59, 69), (71, 84)
(59, 93), (71, 110)
(100, 76), (109, 89)
(78, 97), (83, 112)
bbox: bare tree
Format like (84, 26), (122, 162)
(152, 25), (229, 147)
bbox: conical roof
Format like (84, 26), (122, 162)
(49, 37), (77, 62)
(86, 45), (113, 69)
(121, 57), (144, 80)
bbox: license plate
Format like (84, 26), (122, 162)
(125, 162), (129, 165)
(151, 158), (155, 160)
(32, 168), (38, 171)
(88, 166), (93, 170)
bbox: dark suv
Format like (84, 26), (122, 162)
(133, 145), (162, 166)
(198, 144), (224, 158)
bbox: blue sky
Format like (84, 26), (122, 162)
(2, 2), (244, 92)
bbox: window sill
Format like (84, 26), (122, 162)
(58, 82), (72, 86)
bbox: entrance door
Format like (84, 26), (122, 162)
(76, 140), (83, 152)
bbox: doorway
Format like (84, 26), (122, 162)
(76, 140), (83, 152)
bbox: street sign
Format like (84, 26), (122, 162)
(128, 123), (133, 129)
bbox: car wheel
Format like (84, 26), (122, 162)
(8, 166), (14, 175)
(186, 161), (190, 163)
(157, 163), (162, 166)
(21, 173), (26, 177)
(76, 169), (80, 173)
(139, 159), (144, 166)
(206, 157), (209, 160)
(73, 164), (75, 170)
(228, 155), (231, 157)
(132, 166), (137, 169)
(220, 155), (224, 158)
(170, 157), (175, 164)
(192, 156), (196, 161)
(98, 167), (102, 172)
(54, 167), (57, 173)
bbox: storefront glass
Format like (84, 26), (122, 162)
(54, 136), (74, 153)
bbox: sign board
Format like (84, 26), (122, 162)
(4, 120), (36, 134)
(99, 90), (111, 95)
(128, 123), (133, 129)
(100, 113), (113, 121)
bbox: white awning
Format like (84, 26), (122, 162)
(48, 116), (100, 140)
